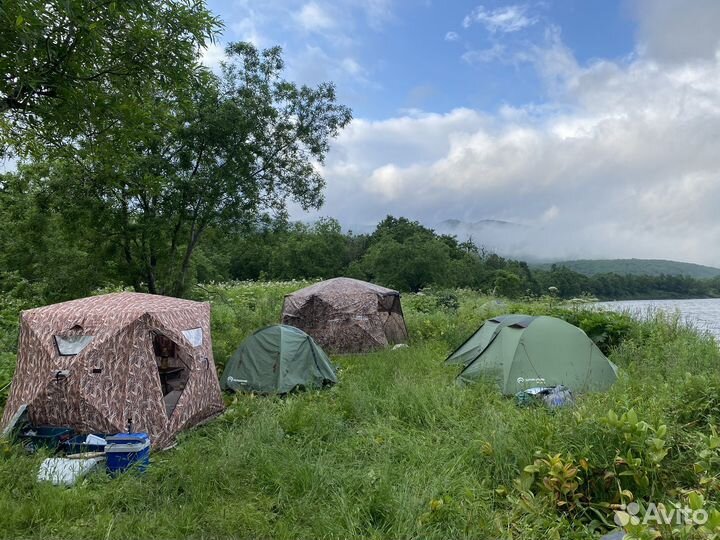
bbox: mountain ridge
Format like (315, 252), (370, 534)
(532, 258), (720, 279)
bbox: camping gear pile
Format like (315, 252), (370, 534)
(5, 414), (151, 486)
(514, 385), (575, 409)
(32, 430), (150, 486)
(5, 405), (152, 485)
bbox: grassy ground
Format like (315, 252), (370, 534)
(1, 283), (720, 539)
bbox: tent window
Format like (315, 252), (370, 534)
(54, 335), (94, 356)
(181, 328), (203, 348)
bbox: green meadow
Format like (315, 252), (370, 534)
(2, 282), (720, 539)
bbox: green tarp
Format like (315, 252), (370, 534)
(446, 315), (618, 394)
(220, 325), (337, 394)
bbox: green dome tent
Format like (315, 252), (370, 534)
(220, 325), (337, 394)
(446, 315), (618, 394)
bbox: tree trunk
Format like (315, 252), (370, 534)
(148, 240), (159, 294)
(147, 269), (157, 294)
(171, 223), (206, 297)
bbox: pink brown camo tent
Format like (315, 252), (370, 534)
(0, 292), (224, 449)
(281, 278), (409, 353)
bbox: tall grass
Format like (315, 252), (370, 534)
(0, 284), (719, 538)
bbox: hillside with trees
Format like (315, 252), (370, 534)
(534, 259), (720, 279)
(3, 201), (720, 302)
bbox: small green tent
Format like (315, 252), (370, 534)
(446, 315), (618, 394)
(221, 325), (337, 394)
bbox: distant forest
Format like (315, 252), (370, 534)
(533, 258), (720, 279)
(3, 210), (718, 303)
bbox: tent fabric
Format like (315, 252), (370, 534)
(220, 325), (337, 394)
(281, 278), (408, 353)
(449, 315), (618, 395)
(445, 314), (534, 366)
(0, 292), (224, 449)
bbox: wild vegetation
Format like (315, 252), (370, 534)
(2, 282), (720, 539)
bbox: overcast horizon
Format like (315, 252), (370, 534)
(199, 0), (720, 266)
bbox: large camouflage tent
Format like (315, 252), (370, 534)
(0, 292), (224, 449)
(281, 278), (408, 353)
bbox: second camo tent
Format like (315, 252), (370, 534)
(220, 325), (337, 394)
(446, 315), (618, 394)
(281, 277), (408, 353)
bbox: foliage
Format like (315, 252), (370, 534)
(350, 217), (454, 291)
(3, 42), (352, 297)
(229, 218), (353, 282)
(0, 283), (719, 538)
(0, 168), (120, 301)
(0, 0), (219, 157)
(0, 274), (44, 406)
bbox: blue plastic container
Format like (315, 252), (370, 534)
(62, 434), (108, 454)
(105, 433), (150, 474)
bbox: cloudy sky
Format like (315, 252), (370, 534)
(205, 0), (720, 264)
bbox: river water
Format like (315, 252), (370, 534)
(597, 298), (720, 340)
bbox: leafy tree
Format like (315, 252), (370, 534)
(0, 166), (117, 300)
(267, 219), (350, 280)
(493, 270), (523, 298)
(535, 265), (590, 298)
(352, 234), (451, 291)
(0, 0), (219, 156)
(370, 215), (436, 244)
(33, 43), (351, 296)
(352, 218), (453, 291)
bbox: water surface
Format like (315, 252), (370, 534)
(597, 298), (720, 340)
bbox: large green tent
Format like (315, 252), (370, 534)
(446, 315), (618, 394)
(221, 325), (337, 394)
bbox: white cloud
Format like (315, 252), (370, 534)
(341, 57), (364, 77)
(200, 42), (226, 70)
(631, 0), (720, 63)
(300, 38), (720, 265)
(531, 25), (580, 95)
(445, 31), (459, 42)
(226, 0), (269, 47)
(231, 17), (265, 47)
(541, 205), (559, 223)
(295, 2), (336, 32)
(288, 45), (375, 89)
(357, 0), (393, 30)
(462, 4), (538, 33)
(206, 0), (392, 95)
(462, 44), (506, 64)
